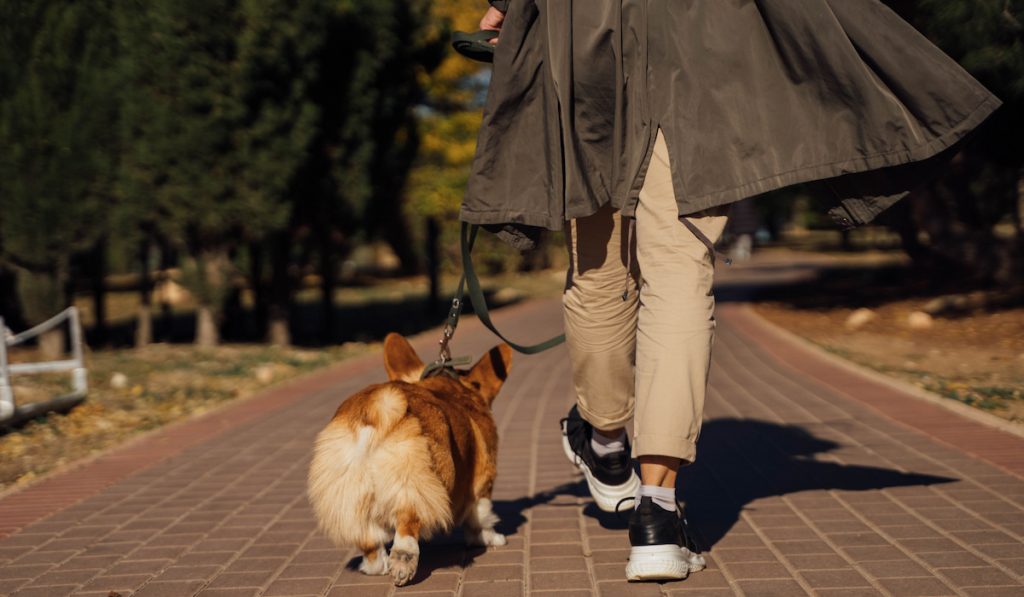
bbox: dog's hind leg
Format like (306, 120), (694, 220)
(464, 497), (507, 547)
(358, 542), (389, 576)
(389, 510), (421, 586)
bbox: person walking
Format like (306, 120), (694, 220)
(461, 0), (1000, 582)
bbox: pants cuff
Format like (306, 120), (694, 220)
(634, 434), (697, 464)
(577, 402), (632, 432)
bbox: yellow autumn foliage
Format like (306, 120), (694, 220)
(407, 0), (489, 221)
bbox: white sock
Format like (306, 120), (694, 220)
(590, 429), (626, 457)
(637, 484), (677, 512)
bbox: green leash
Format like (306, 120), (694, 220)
(460, 222), (566, 354)
(422, 223), (566, 379)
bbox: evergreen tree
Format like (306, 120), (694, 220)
(0, 0), (120, 356)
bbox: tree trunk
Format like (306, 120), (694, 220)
(249, 242), (268, 341)
(135, 238), (153, 347)
(90, 238), (108, 346)
(267, 235), (292, 346)
(190, 248), (229, 347)
(38, 327), (65, 361)
(135, 304), (153, 347)
(267, 313), (290, 347)
(195, 305), (219, 347)
(319, 239), (336, 345)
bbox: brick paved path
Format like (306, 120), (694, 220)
(1, 264), (1023, 596)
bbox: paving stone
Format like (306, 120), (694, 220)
(734, 579), (809, 596)
(714, 547), (779, 563)
(463, 564), (523, 582)
(263, 577), (332, 595)
(134, 580), (207, 597)
(859, 559), (931, 578)
(463, 580), (523, 597)
(726, 561), (794, 579)
(528, 556), (586, 571)
(800, 569), (873, 588)
(938, 567), (1018, 588)
(530, 571), (591, 591)
(12, 586), (79, 597)
(878, 576), (958, 596)
(196, 589), (261, 597)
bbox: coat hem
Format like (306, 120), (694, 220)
(459, 208), (564, 232)
(462, 94), (1001, 231)
(680, 94), (1002, 216)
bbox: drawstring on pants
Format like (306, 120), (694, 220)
(622, 215), (732, 302)
(681, 218), (734, 268)
(622, 216), (636, 301)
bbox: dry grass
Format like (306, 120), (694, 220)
(0, 342), (368, 493)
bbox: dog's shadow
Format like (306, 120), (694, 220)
(355, 417), (957, 586)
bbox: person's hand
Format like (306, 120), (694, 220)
(480, 6), (504, 44)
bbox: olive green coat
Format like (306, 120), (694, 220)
(461, 0), (1001, 249)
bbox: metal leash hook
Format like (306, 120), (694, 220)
(437, 296), (461, 364)
(422, 294), (471, 380)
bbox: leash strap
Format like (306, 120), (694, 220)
(460, 222), (566, 354)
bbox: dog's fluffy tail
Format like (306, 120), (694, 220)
(307, 385), (452, 548)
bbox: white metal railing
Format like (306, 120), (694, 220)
(0, 307), (88, 422)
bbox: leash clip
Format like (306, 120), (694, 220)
(437, 296), (462, 364)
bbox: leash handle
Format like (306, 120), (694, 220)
(460, 223), (566, 355)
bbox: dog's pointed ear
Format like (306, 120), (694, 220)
(465, 344), (512, 404)
(383, 333), (424, 382)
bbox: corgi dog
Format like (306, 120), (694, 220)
(307, 333), (512, 586)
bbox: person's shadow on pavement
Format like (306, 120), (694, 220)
(579, 418), (956, 549)
(389, 417), (955, 584)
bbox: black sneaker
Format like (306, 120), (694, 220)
(560, 405), (640, 512)
(625, 496), (706, 581)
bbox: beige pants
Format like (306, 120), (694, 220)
(562, 131), (729, 463)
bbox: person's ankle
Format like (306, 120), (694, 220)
(637, 485), (677, 512)
(591, 428), (626, 457)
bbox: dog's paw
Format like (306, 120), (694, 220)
(466, 528), (507, 547)
(389, 548), (418, 586)
(358, 547), (389, 576)
(389, 534), (420, 586)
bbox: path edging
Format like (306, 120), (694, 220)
(740, 303), (1024, 440)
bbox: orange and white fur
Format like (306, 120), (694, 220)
(307, 333), (512, 586)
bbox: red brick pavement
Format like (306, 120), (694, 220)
(0, 288), (1022, 596)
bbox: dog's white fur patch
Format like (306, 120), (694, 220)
(464, 498), (506, 547)
(372, 386), (407, 430)
(358, 546), (389, 575)
(392, 534), (419, 554)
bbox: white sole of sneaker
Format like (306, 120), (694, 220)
(625, 545), (706, 581)
(561, 426), (641, 513)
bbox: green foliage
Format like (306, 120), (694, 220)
(0, 0), (442, 340)
(0, 0), (120, 321)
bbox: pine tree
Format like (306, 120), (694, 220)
(0, 0), (120, 357)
